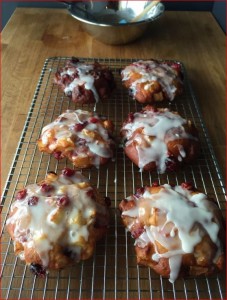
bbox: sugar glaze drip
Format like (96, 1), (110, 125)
(40, 109), (114, 167)
(6, 172), (107, 268)
(122, 108), (198, 173)
(122, 184), (221, 283)
(62, 63), (100, 103)
(121, 60), (182, 100)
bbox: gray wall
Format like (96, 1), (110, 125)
(1, 1), (226, 33)
(2, 1), (64, 29)
(212, 1), (226, 32)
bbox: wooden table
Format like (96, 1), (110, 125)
(1, 8), (226, 300)
(2, 8), (225, 190)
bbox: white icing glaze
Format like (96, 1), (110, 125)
(168, 255), (182, 283)
(60, 68), (76, 77)
(39, 110), (114, 166)
(61, 62), (100, 102)
(122, 184), (222, 283)
(122, 206), (138, 218)
(122, 108), (197, 173)
(6, 172), (108, 267)
(121, 60), (181, 100)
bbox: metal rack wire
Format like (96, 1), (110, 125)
(1, 57), (226, 299)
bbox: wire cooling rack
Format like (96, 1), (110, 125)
(1, 57), (226, 300)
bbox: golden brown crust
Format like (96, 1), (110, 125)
(119, 183), (224, 281)
(121, 60), (183, 103)
(37, 110), (115, 169)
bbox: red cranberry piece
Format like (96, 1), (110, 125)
(165, 156), (178, 172)
(171, 62), (181, 72)
(30, 263), (46, 278)
(40, 183), (54, 193)
(16, 189), (27, 200)
(104, 196), (111, 207)
(28, 196), (39, 206)
(151, 106), (158, 113)
(86, 189), (95, 199)
(62, 168), (75, 177)
(135, 187), (145, 198)
(57, 195), (70, 207)
(90, 117), (99, 123)
(131, 227), (145, 239)
(72, 72), (79, 79)
(62, 74), (70, 82)
(53, 151), (62, 160)
(152, 181), (159, 187)
(127, 112), (134, 123)
(74, 123), (85, 131)
(166, 162), (177, 172)
(181, 182), (194, 190)
(145, 64), (151, 71)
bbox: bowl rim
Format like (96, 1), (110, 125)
(67, 3), (165, 27)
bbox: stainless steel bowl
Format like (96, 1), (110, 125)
(62, 1), (165, 45)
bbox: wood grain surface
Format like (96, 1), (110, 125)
(1, 8), (226, 190)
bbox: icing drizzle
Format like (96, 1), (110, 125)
(6, 172), (108, 267)
(122, 184), (222, 283)
(62, 63), (100, 102)
(39, 109), (115, 167)
(121, 60), (182, 100)
(121, 108), (198, 173)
